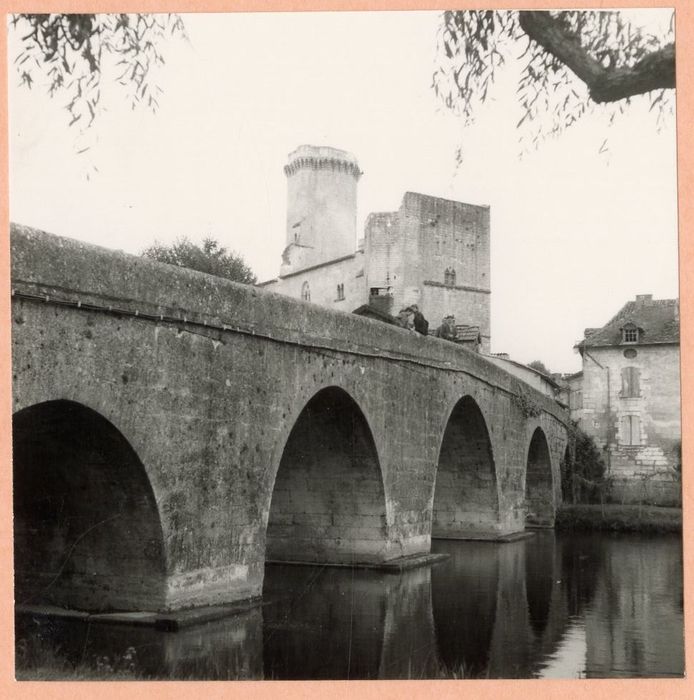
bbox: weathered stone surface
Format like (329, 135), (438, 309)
(11, 224), (569, 612)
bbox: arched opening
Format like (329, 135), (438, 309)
(432, 396), (498, 537)
(13, 400), (166, 612)
(525, 428), (555, 528)
(266, 387), (387, 564)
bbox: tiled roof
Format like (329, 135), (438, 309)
(578, 296), (679, 348)
(455, 325), (481, 342)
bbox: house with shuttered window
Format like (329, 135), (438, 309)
(573, 294), (681, 505)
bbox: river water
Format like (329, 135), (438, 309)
(15, 531), (684, 680)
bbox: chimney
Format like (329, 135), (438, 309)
(635, 294), (653, 305)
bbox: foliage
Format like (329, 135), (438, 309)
(561, 420), (608, 504)
(556, 503), (681, 532)
(434, 10), (675, 151)
(142, 237), (257, 285)
(513, 384), (542, 418)
(527, 360), (551, 376)
(669, 439), (681, 473)
(10, 14), (186, 144)
(16, 636), (140, 680)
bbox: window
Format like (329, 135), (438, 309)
(444, 268), (456, 286)
(336, 283), (345, 301)
(621, 324), (639, 344)
(569, 390), (583, 410)
(621, 367), (640, 398)
(620, 415), (641, 445)
(301, 281), (311, 302)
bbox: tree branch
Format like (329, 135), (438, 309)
(518, 11), (675, 103)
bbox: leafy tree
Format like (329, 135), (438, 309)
(561, 421), (608, 504)
(434, 10), (675, 149)
(10, 13), (186, 138)
(142, 237), (257, 285)
(528, 360), (551, 376)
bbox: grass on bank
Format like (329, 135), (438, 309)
(555, 503), (682, 533)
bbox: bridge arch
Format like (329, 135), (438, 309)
(524, 427), (555, 527)
(265, 385), (389, 564)
(432, 395), (500, 537)
(13, 400), (166, 612)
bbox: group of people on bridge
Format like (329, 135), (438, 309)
(396, 306), (462, 344)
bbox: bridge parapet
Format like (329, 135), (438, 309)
(10, 224), (565, 423)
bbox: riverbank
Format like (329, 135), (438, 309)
(555, 504), (682, 533)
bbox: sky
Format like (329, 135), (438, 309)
(8, 10), (679, 373)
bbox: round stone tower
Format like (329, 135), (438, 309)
(281, 145), (361, 276)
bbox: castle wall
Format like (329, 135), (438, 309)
(363, 192), (491, 348)
(261, 252), (367, 311)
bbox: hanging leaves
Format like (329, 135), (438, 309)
(10, 13), (187, 140)
(433, 10), (675, 152)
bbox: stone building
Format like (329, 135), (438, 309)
(574, 294), (680, 505)
(259, 145), (491, 351)
(488, 353), (562, 400)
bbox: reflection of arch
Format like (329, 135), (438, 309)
(266, 387), (387, 564)
(263, 565), (386, 679)
(433, 396), (499, 536)
(432, 540), (499, 676)
(13, 400), (166, 612)
(525, 428), (555, 528)
(524, 531), (556, 637)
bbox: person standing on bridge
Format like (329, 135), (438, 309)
(398, 307), (415, 331)
(436, 315), (457, 341)
(411, 305), (429, 336)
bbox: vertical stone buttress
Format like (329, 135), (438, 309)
(281, 145), (362, 276)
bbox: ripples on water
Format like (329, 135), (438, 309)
(15, 531), (684, 680)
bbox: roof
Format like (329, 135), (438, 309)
(455, 325), (482, 342)
(489, 354), (561, 390)
(578, 295), (679, 349)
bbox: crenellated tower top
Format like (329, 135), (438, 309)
(284, 145), (362, 180)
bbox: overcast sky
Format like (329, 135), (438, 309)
(8, 10), (678, 372)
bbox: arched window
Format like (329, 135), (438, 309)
(336, 283), (345, 301)
(301, 281), (311, 302)
(444, 268), (456, 286)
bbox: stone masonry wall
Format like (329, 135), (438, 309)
(261, 251), (367, 312)
(580, 345), (681, 505)
(11, 224), (568, 611)
(402, 193), (491, 348)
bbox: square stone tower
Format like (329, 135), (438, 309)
(365, 192), (491, 350)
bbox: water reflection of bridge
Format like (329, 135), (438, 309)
(19, 533), (681, 679)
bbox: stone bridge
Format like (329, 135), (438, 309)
(10, 224), (570, 615)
